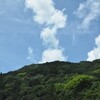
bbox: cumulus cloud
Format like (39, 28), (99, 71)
(27, 47), (35, 61)
(40, 49), (67, 63)
(25, 0), (67, 47)
(25, 0), (66, 26)
(74, 0), (100, 30)
(40, 27), (59, 48)
(25, 0), (55, 24)
(87, 35), (100, 61)
(25, 0), (67, 63)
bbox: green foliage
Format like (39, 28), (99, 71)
(0, 60), (100, 100)
(64, 75), (95, 89)
(93, 69), (100, 74)
(17, 72), (26, 78)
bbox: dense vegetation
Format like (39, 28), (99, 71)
(0, 60), (100, 100)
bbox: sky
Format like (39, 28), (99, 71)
(0, 0), (100, 73)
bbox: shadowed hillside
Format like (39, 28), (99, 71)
(0, 60), (100, 100)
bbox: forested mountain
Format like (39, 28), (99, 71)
(0, 60), (100, 100)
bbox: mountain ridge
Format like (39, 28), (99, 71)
(0, 59), (100, 100)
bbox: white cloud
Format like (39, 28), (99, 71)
(25, 0), (67, 63)
(25, 0), (55, 24)
(25, 0), (67, 26)
(25, 0), (67, 47)
(40, 48), (67, 63)
(41, 27), (59, 48)
(75, 0), (100, 30)
(27, 47), (35, 62)
(87, 35), (100, 61)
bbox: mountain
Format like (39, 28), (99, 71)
(0, 60), (100, 100)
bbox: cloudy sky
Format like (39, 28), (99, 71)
(0, 0), (100, 73)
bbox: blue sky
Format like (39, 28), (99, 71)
(0, 0), (100, 73)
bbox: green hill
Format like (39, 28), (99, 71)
(0, 60), (100, 100)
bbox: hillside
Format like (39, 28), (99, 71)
(0, 60), (100, 100)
